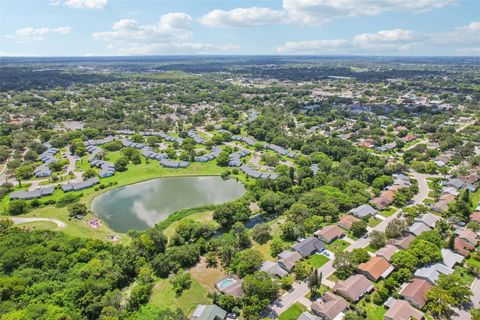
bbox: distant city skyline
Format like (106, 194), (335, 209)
(1, 0), (479, 56)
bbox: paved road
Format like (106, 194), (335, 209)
(8, 217), (66, 228)
(472, 278), (480, 308)
(266, 282), (309, 318)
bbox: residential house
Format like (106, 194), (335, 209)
(390, 234), (415, 250)
(414, 213), (441, 229)
(357, 256), (394, 282)
(384, 299), (424, 320)
(314, 225), (345, 244)
(292, 237), (325, 257)
(278, 251), (303, 272)
(398, 278), (433, 308)
(370, 190), (394, 210)
(190, 304), (227, 320)
(454, 229), (478, 256)
(440, 249), (464, 268)
(470, 212), (480, 223)
(408, 222), (431, 237)
(337, 215), (360, 230)
(310, 292), (349, 320)
(260, 261), (288, 278)
(350, 204), (377, 219)
(374, 245), (399, 262)
(10, 187), (55, 200)
(61, 178), (99, 192)
(414, 263), (454, 285)
(333, 274), (374, 302)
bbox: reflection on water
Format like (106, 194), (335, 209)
(91, 176), (245, 233)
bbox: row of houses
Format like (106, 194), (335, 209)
(228, 149), (250, 167)
(61, 177), (99, 192)
(188, 130), (205, 144)
(239, 164), (279, 180)
(38, 147), (59, 166)
(195, 147), (222, 162)
(10, 186), (54, 200)
(116, 129), (184, 144)
(84, 136), (115, 146)
(232, 135), (297, 159)
(34, 164), (52, 178)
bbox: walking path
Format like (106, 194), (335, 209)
(9, 217), (66, 228)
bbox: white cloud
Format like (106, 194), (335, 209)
(200, 0), (457, 27)
(5, 26), (72, 41)
(199, 7), (286, 27)
(283, 0), (457, 25)
(93, 13), (193, 43)
(276, 21), (480, 54)
(277, 39), (350, 53)
(51, 0), (107, 10)
(93, 13), (239, 55)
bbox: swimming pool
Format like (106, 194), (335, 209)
(217, 278), (236, 290)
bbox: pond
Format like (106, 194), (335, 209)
(91, 176), (245, 233)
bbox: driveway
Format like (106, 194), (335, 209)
(265, 282), (309, 318)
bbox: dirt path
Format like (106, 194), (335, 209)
(9, 217), (66, 228)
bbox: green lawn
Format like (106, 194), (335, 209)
(357, 300), (386, 320)
(149, 276), (210, 316)
(15, 220), (59, 231)
(379, 208), (397, 217)
(466, 256), (480, 268)
(368, 217), (382, 228)
(308, 254), (330, 268)
(454, 266), (475, 285)
(326, 239), (350, 254)
(278, 303), (307, 320)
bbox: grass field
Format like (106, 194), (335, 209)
(149, 276), (210, 316)
(16, 220), (59, 231)
(368, 217), (382, 227)
(278, 303), (307, 320)
(379, 208), (396, 217)
(308, 253), (330, 268)
(250, 216), (285, 261)
(326, 239), (349, 254)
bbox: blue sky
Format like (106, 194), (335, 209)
(1, 0), (479, 56)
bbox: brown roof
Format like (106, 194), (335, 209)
(358, 256), (394, 281)
(454, 237), (475, 257)
(375, 245), (399, 262)
(385, 299), (424, 320)
(390, 234), (415, 250)
(315, 225), (345, 243)
(470, 212), (480, 223)
(439, 194), (456, 202)
(457, 229), (478, 245)
(399, 278), (433, 308)
(338, 215), (360, 230)
(311, 292), (349, 320)
(333, 274), (373, 302)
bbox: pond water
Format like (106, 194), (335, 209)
(91, 176), (245, 233)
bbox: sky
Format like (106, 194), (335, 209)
(0, 0), (479, 56)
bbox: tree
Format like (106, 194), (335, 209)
(68, 203), (88, 218)
(115, 156), (129, 172)
(369, 231), (386, 249)
(216, 152), (230, 167)
(426, 287), (455, 319)
(242, 271), (278, 302)
(351, 220), (368, 238)
(294, 260), (312, 280)
(8, 200), (28, 215)
(471, 309), (480, 320)
(409, 240), (442, 265)
(15, 165), (33, 186)
(270, 238), (288, 257)
(82, 168), (97, 179)
(391, 251), (419, 272)
(213, 202), (250, 229)
(259, 191), (283, 216)
(385, 218), (407, 239)
(333, 249), (370, 280)
(252, 223), (272, 244)
(307, 268), (322, 297)
(231, 249), (263, 277)
(170, 270), (192, 296)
